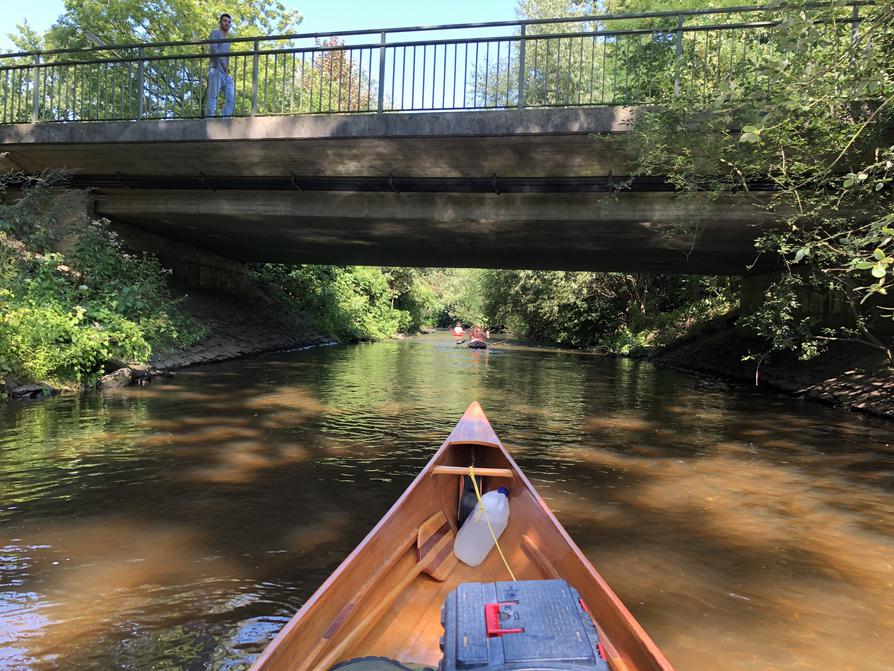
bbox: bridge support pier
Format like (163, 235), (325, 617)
(741, 271), (894, 336)
(110, 222), (255, 295)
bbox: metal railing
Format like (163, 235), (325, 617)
(0, 3), (865, 124)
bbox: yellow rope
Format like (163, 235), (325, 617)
(469, 465), (517, 581)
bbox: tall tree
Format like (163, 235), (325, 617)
(14, 0), (303, 51)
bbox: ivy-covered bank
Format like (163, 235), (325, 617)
(1, 173), (207, 398)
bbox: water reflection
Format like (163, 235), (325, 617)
(1, 332), (892, 670)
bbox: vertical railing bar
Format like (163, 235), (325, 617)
(282, 52), (288, 114)
(411, 46), (417, 110)
(320, 49), (332, 112)
(431, 43), (436, 110)
(401, 46), (407, 109)
(545, 38), (552, 104)
(377, 31), (387, 113)
(50, 64), (56, 120)
(31, 55), (40, 122)
(451, 42), (457, 108)
(51, 63), (58, 120)
(441, 43), (447, 110)
(559, 37), (565, 104)
(567, 36), (573, 104)
(702, 32), (708, 102)
(365, 47), (371, 110)
(462, 42), (468, 108)
(589, 33), (595, 103)
(45, 64), (52, 121)
(299, 51), (306, 112)
(612, 36), (619, 103)
(318, 50), (324, 112)
(269, 53), (275, 113)
(326, 48), (333, 112)
(715, 28), (722, 87)
(289, 50), (296, 114)
(483, 42), (490, 108)
(90, 62), (96, 120)
(62, 63), (69, 120)
(601, 35), (607, 103)
(473, 42), (479, 108)
(421, 43), (427, 109)
(346, 48), (353, 112)
(137, 47), (145, 120)
(577, 34), (584, 105)
(493, 41), (500, 108)
(517, 26), (527, 108)
(357, 49), (360, 112)
(505, 39), (512, 107)
(674, 14), (684, 96)
(555, 37), (561, 105)
(251, 39), (260, 116)
(103, 61), (109, 120)
(267, 52), (273, 114)
(693, 30), (699, 102)
(731, 26), (739, 82)
(390, 44), (397, 111)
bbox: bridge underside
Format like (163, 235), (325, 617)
(95, 189), (769, 274)
(0, 108), (780, 274)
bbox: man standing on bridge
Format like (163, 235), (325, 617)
(206, 13), (235, 117)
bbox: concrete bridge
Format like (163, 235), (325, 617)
(1, 6), (860, 278)
(0, 107), (778, 276)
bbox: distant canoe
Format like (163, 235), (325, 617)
(249, 402), (674, 671)
(467, 338), (487, 349)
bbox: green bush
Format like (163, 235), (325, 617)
(252, 264), (410, 342)
(0, 174), (205, 390)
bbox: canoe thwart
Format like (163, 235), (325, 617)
(431, 465), (515, 479)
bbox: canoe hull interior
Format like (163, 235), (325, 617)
(250, 402), (673, 671)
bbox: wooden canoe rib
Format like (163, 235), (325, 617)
(250, 402), (674, 671)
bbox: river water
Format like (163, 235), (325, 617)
(1, 332), (892, 670)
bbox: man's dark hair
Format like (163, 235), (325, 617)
(220, 13), (232, 20)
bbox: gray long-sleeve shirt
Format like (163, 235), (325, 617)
(208, 29), (231, 71)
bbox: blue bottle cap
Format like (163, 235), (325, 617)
(497, 486), (510, 497)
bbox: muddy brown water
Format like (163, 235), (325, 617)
(2, 333), (892, 670)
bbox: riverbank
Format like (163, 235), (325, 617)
(3, 288), (335, 400)
(148, 289), (336, 371)
(649, 314), (894, 420)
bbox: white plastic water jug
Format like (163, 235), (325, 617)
(453, 486), (510, 566)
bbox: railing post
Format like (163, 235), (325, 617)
(673, 14), (684, 97)
(136, 47), (145, 120)
(31, 54), (41, 122)
(251, 39), (260, 116)
(377, 31), (387, 113)
(517, 24), (527, 108)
